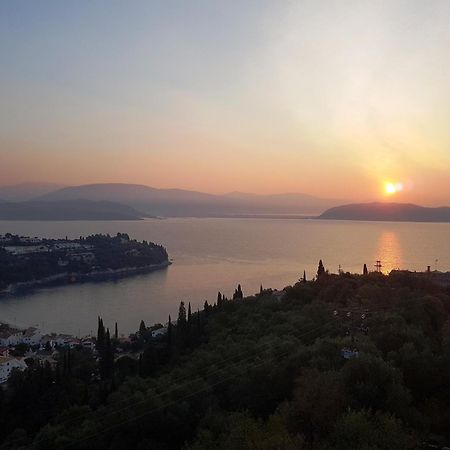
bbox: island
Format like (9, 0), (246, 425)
(319, 201), (450, 222)
(0, 232), (170, 294)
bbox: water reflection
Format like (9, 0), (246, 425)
(375, 231), (403, 273)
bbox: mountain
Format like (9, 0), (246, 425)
(319, 202), (450, 222)
(0, 183), (66, 201)
(0, 200), (143, 220)
(37, 183), (342, 217)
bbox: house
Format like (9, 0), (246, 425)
(52, 242), (82, 251)
(0, 331), (23, 347)
(69, 252), (96, 264)
(4, 245), (49, 255)
(341, 348), (359, 359)
(151, 327), (168, 338)
(81, 338), (95, 351)
(22, 327), (43, 346)
(53, 334), (73, 347)
(0, 357), (27, 383)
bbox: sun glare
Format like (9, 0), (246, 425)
(384, 181), (403, 196)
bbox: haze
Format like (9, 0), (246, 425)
(1, 1), (449, 205)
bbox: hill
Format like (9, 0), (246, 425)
(319, 202), (450, 222)
(37, 183), (342, 216)
(0, 182), (66, 201)
(0, 199), (144, 220)
(4, 271), (450, 448)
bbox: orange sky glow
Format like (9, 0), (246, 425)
(1, 1), (449, 205)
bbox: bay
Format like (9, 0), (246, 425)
(0, 218), (449, 336)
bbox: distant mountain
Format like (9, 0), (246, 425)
(0, 183), (66, 201)
(0, 200), (143, 221)
(37, 183), (342, 217)
(319, 202), (450, 222)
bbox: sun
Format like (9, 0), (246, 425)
(384, 181), (403, 196)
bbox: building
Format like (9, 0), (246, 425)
(151, 327), (168, 338)
(0, 331), (23, 347)
(22, 327), (43, 346)
(69, 252), (96, 264)
(0, 357), (27, 383)
(4, 245), (49, 256)
(52, 242), (82, 251)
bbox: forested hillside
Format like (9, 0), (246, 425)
(2, 269), (450, 449)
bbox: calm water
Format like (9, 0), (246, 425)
(0, 218), (449, 336)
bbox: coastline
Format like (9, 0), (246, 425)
(0, 260), (171, 297)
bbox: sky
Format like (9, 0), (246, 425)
(0, 0), (449, 204)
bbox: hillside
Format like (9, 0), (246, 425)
(319, 202), (450, 222)
(3, 271), (450, 448)
(0, 199), (144, 220)
(37, 183), (342, 217)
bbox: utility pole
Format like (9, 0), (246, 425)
(375, 260), (382, 272)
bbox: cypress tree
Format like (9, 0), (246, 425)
(317, 260), (325, 279)
(167, 315), (172, 348)
(188, 302), (192, 323)
(177, 301), (186, 327)
(114, 322), (118, 340)
(139, 320), (147, 336)
(363, 264), (368, 275)
(97, 316), (105, 352)
(302, 270), (307, 283)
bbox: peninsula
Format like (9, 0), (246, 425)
(319, 202), (450, 222)
(0, 233), (170, 294)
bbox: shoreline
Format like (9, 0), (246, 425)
(0, 261), (171, 297)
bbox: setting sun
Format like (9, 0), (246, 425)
(384, 181), (404, 196)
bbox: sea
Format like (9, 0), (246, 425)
(0, 218), (449, 336)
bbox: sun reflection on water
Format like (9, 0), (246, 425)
(375, 231), (403, 274)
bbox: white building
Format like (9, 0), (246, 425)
(81, 339), (95, 351)
(151, 327), (168, 338)
(0, 357), (27, 383)
(22, 328), (43, 346)
(53, 242), (82, 251)
(4, 245), (49, 256)
(0, 332), (23, 347)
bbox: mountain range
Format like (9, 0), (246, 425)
(2, 183), (449, 222)
(0, 199), (143, 221)
(34, 183), (342, 217)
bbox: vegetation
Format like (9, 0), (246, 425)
(0, 233), (169, 291)
(2, 265), (450, 449)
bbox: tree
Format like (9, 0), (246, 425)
(178, 301), (187, 327)
(97, 316), (105, 352)
(302, 270), (307, 283)
(363, 264), (368, 275)
(233, 284), (243, 300)
(317, 260), (325, 279)
(167, 315), (172, 348)
(139, 320), (147, 336)
(114, 322), (118, 340)
(188, 302), (192, 323)
(99, 328), (114, 380)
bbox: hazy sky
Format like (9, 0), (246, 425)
(1, 0), (449, 203)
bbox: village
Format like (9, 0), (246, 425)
(0, 232), (170, 293)
(0, 320), (168, 385)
